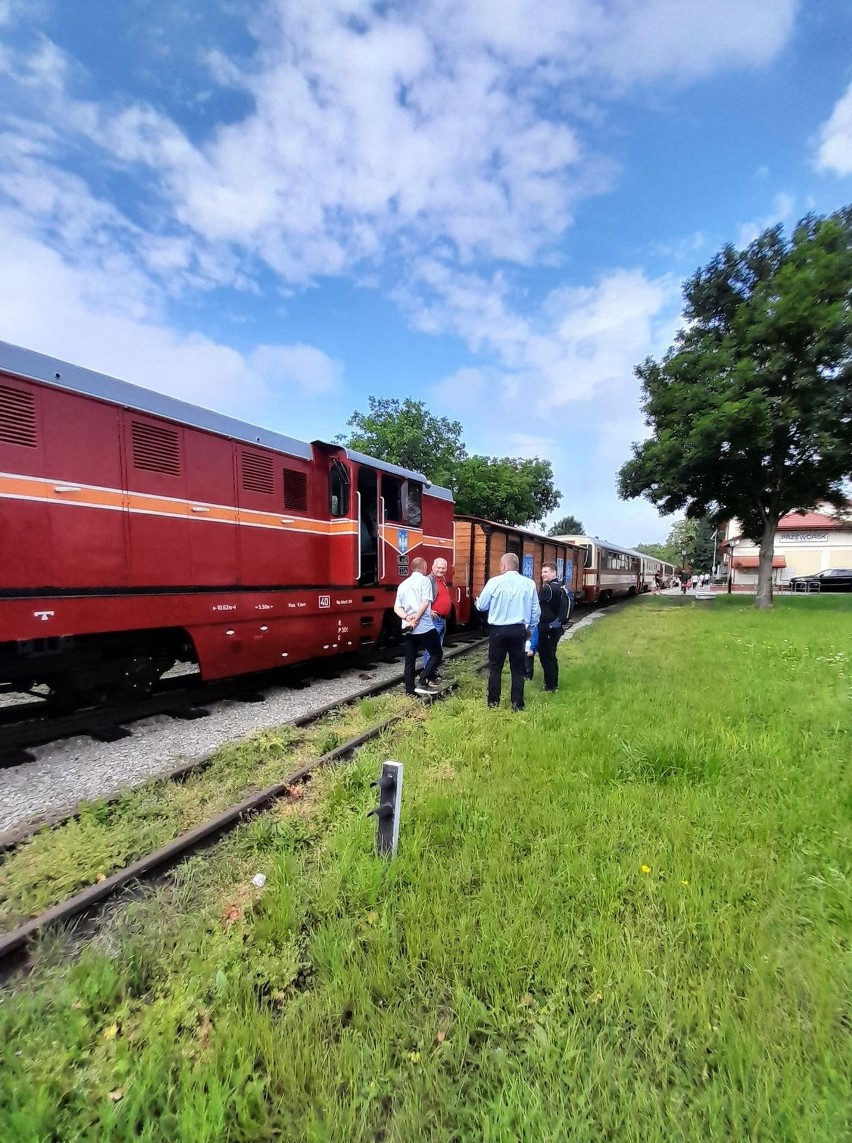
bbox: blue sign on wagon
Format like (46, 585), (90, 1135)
(564, 559), (573, 586)
(556, 557), (565, 580)
(397, 528), (408, 555)
(522, 553), (534, 578)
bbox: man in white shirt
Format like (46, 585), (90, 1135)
(476, 552), (541, 711)
(394, 557), (443, 696)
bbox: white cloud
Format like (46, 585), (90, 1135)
(595, 0), (797, 86)
(0, 215), (342, 432)
(249, 343), (343, 395)
(0, 0), (797, 547)
(736, 191), (795, 246)
(0, 0), (799, 288)
(816, 81), (852, 176)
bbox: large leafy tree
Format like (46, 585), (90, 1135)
(619, 208), (852, 608)
(635, 541), (674, 562)
(666, 517), (718, 571)
(337, 397), (465, 488)
(451, 455), (561, 526)
(338, 398), (560, 527)
(548, 513), (584, 536)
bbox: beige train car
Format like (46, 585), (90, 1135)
(452, 515), (583, 625)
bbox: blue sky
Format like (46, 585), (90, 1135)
(1, 0), (850, 543)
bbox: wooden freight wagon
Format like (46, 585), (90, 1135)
(452, 515), (582, 626)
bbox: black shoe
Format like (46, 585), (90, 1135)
(511, 705), (524, 713)
(488, 702), (499, 709)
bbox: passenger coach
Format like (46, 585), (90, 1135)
(552, 534), (641, 603)
(0, 343), (454, 704)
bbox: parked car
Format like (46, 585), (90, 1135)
(788, 568), (852, 592)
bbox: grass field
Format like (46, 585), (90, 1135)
(1, 595), (849, 1142)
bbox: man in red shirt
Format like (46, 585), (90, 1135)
(423, 556), (452, 677)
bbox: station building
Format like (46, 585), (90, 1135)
(720, 504), (852, 589)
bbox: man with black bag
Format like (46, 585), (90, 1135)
(538, 561), (570, 693)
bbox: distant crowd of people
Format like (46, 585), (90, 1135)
(394, 553), (571, 711)
(678, 571), (712, 593)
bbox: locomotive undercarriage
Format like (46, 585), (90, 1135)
(0, 628), (194, 708)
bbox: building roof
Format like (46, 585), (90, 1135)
(733, 555), (787, 569)
(777, 511), (848, 529)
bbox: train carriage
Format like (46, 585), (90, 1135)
(552, 534), (641, 603)
(0, 342), (454, 703)
(452, 516), (582, 625)
(635, 553), (674, 592)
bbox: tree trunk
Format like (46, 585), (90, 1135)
(755, 519), (778, 610)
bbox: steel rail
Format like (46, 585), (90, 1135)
(0, 636), (485, 853)
(0, 633), (484, 763)
(0, 640), (487, 972)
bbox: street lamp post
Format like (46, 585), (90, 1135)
(727, 538), (736, 594)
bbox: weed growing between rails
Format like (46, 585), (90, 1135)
(1, 601), (850, 1140)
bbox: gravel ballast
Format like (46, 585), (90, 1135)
(0, 611), (607, 837)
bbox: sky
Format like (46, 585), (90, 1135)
(0, 0), (850, 544)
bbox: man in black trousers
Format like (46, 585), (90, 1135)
(476, 553), (541, 711)
(537, 561), (567, 692)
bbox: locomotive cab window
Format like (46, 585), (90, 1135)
(402, 480), (422, 527)
(383, 475), (403, 522)
(329, 460), (350, 517)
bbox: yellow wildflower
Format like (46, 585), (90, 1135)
(640, 865), (651, 874)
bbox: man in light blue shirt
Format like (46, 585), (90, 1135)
(476, 552), (541, 711)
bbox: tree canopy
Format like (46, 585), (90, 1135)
(666, 517), (718, 571)
(337, 397), (465, 489)
(548, 514), (584, 536)
(634, 542), (672, 562)
(619, 208), (852, 608)
(451, 455), (560, 525)
(337, 397), (560, 528)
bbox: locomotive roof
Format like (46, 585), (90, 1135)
(0, 341), (453, 498)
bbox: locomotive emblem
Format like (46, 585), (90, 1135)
(397, 528), (408, 554)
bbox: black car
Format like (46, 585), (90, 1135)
(788, 568), (852, 592)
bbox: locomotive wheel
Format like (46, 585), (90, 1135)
(46, 653), (173, 710)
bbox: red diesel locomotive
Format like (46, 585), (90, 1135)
(0, 342), (458, 705)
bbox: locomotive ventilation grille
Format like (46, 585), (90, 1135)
(284, 467), (308, 511)
(241, 451), (275, 495)
(0, 385), (37, 448)
(131, 420), (182, 476)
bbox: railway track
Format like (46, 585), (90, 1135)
(0, 633), (484, 766)
(0, 636), (488, 977)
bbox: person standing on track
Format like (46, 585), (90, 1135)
(423, 556), (451, 680)
(537, 561), (568, 693)
(476, 552), (541, 712)
(394, 557), (443, 696)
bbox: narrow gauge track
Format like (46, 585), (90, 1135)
(0, 632), (485, 766)
(0, 637), (487, 977)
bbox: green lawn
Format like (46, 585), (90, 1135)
(1, 595), (849, 1142)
